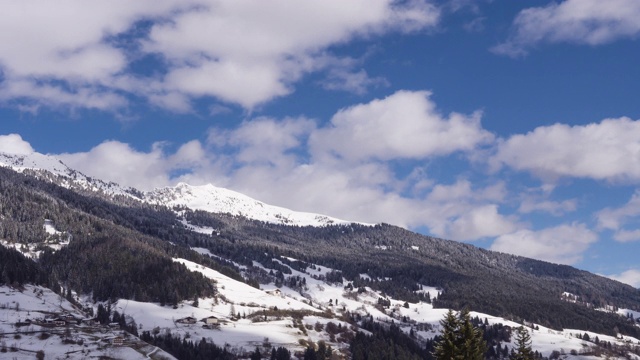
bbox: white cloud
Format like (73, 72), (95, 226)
(0, 0), (182, 109)
(463, 17), (485, 33)
(518, 198), (577, 216)
(208, 116), (316, 168)
(147, 92), (193, 114)
(310, 90), (494, 162)
(0, 134), (35, 155)
(320, 69), (388, 95)
(606, 269), (640, 288)
(596, 190), (640, 242)
(202, 157), (517, 237)
(491, 117), (640, 182)
(415, 180), (517, 240)
(0, 0), (440, 111)
(596, 190), (640, 230)
(612, 229), (640, 243)
(163, 59), (292, 109)
(493, 0), (640, 57)
(490, 223), (598, 265)
(144, 0), (439, 108)
(0, 79), (128, 111)
(213, 160), (423, 227)
(446, 204), (518, 241)
(426, 180), (506, 203)
(58, 140), (209, 190)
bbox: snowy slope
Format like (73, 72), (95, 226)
(0, 151), (134, 197)
(2, 252), (638, 359)
(0, 151), (72, 175)
(0, 284), (176, 360)
(0, 219), (70, 259)
(0, 151), (361, 227)
(117, 255), (639, 359)
(146, 182), (360, 227)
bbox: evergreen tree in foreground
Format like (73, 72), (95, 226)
(434, 310), (460, 359)
(433, 308), (486, 360)
(511, 326), (534, 360)
(459, 309), (486, 359)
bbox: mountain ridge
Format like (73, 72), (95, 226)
(0, 151), (359, 227)
(1, 151), (640, 358)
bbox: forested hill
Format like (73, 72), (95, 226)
(0, 164), (639, 339)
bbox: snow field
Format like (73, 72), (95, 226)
(0, 285), (176, 360)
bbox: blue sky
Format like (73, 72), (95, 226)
(1, 0), (640, 286)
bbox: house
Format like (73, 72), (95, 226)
(266, 289), (284, 298)
(44, 317), (67, 327)
(202, 316), (219, 325)
(112, 336), (125, 346)
(176, 316), (197, 325)
(62, 314), (78, 323)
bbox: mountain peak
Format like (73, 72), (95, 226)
(1, 151), (361, 227)
(0, 151), (141, 198)
(0, 151), (72, 176)
(146, 181), (360, 227)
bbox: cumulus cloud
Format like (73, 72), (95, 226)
(142, 0), (440, 108)
(0, 134), (35, 155)
(414, 180), (518, 240)
(493, 0), (640, 57)
(320, 69), (389, 95)
(490, 223), (598, 265)
(491, 117), (640, 182)
(0, 0), (440, 111)
(520, 200), (576, 216)
(596, 190), (640, 242)
(612, 230), (640, 243)
(0, 0), (182, 110)
(0, 79), (128, 111)
(597, 191), (640, 230)
(445, 204), (518, 241)
(58, 140), (209, 190)
(518, 197), (577, 216)
(310, 90), (494, 162)
(208, 116), (316, 167)
(606, 269), (640, 288)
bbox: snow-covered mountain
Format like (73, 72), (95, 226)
(0, 151), (357, 227)
(0, 151), (71, 175)
(0, 151), (135, 196)
(145, 182), (355, 227)
(2, 150), (640, 359)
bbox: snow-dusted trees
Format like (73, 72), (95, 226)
(433, 308), (486, 360)
(511, 326), (534, 360)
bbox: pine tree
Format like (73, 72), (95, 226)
(251, 346), (262, 360)
(434, 309), (460, 360)
(458, 308), (486, 360)
(434, 308), (486, 360)
(303, 346), (318, 360)
(511, 326), (534, 360)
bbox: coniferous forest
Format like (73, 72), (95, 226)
(1, 165), (640, 359)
